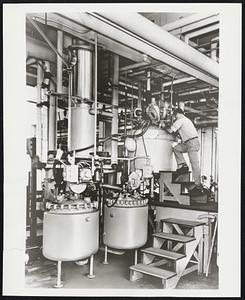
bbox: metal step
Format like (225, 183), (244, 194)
(153, 232), (195, 243)
(130, 263), (176, 280)
(142, 247), (185, 260)
(161, 218), (205, 227)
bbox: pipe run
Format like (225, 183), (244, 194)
(57, 13), (218, 87)
(94, 12), (219, 79)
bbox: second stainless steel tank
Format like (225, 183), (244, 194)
(103, 196), (148, 249)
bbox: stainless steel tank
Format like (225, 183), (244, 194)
(43, 202), (99, 261)
(103, 195), (148, 249)
(70, 103), (95, 157)
(135, 125), (175, 172)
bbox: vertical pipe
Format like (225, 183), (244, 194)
(56, 31), (63, 151)
(36, 62), (43, 158)
(54, 261), (63, 288)
(67, 70), (72, 152)
(48, 79), (57, 151)
(94, 34), (98, 158)
(111, 54), (119, 164)
(57, 31), (63, 94)
(87, 255), (96, 278)
(30, 138), (37, 246)
(150, 177), (154, 198)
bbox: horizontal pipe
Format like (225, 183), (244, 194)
(30, 13), (144, 63)
(185, 106), (217, 120)
(178, 87), (218, 96)
(162, 13), (218, 32)
(96, 12), (219, 79)
(120, 61), (151, 72)
(194, 119), (218, 126)
(57, 12), (218, 87)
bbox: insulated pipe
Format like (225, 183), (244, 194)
(58, 13), (218, 87)
(26, 36), (56, 62)
(111, 54), (119, 164)
(96, 12), (219, 79)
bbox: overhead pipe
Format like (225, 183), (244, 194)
(95, 12), (219, 79)
(178, 87), (218, 96)
(31, 13), (144, 63)
(194, 119), (218, 127)
(57, 13), (218, 87)
(185, 106), (217, 120)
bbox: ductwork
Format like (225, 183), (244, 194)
(96, 12), (219, 79)
(55, 13), (218, 87)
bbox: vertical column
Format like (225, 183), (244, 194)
(57, 30), (63, 94)
(111, 54), (119, 164)
(36, 62), (43, 159)
(137, 81), (142, 109)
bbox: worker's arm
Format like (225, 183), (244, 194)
(163, 118), (182, 134)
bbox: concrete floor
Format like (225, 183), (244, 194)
(25, 250), (218, 289)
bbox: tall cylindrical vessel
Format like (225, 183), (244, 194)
(135, 126), (175, 172)
(43, 206), (99, 261)
(77, 45), (93, 100)
(70, 103), (95, 157)
(103, 196), (148, 249)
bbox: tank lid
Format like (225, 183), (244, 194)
(46, 200), (98, 214)
(106, 195), (148, 208)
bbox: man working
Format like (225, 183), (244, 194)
(165, 108), (202, 195)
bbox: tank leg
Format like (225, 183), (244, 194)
(134, 249), (138, 265)
(102, 245), (109, 265)
(87, 255), (95, 279)
(54, 261), (63, 288)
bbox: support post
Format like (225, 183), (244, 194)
(87, 255), (95, 279)
(54, 260), (63, 288)
(102, 245), (109, 264)
(134, 249), (138, 265)
(111, 54), (119, 164)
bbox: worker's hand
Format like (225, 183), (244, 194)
(159, 120), (165, 129)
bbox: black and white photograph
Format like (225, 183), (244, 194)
(3, 3), (241, 297)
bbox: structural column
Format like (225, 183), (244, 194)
(111, 54), (119, 164)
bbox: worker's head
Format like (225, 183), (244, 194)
(173, 108), (184, 120)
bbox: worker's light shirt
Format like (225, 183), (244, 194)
(171, 115), (198, 142)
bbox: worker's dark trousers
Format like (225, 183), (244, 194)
(173, 139), (201, 186)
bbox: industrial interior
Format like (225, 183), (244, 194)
(25, 12), (219, 289)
